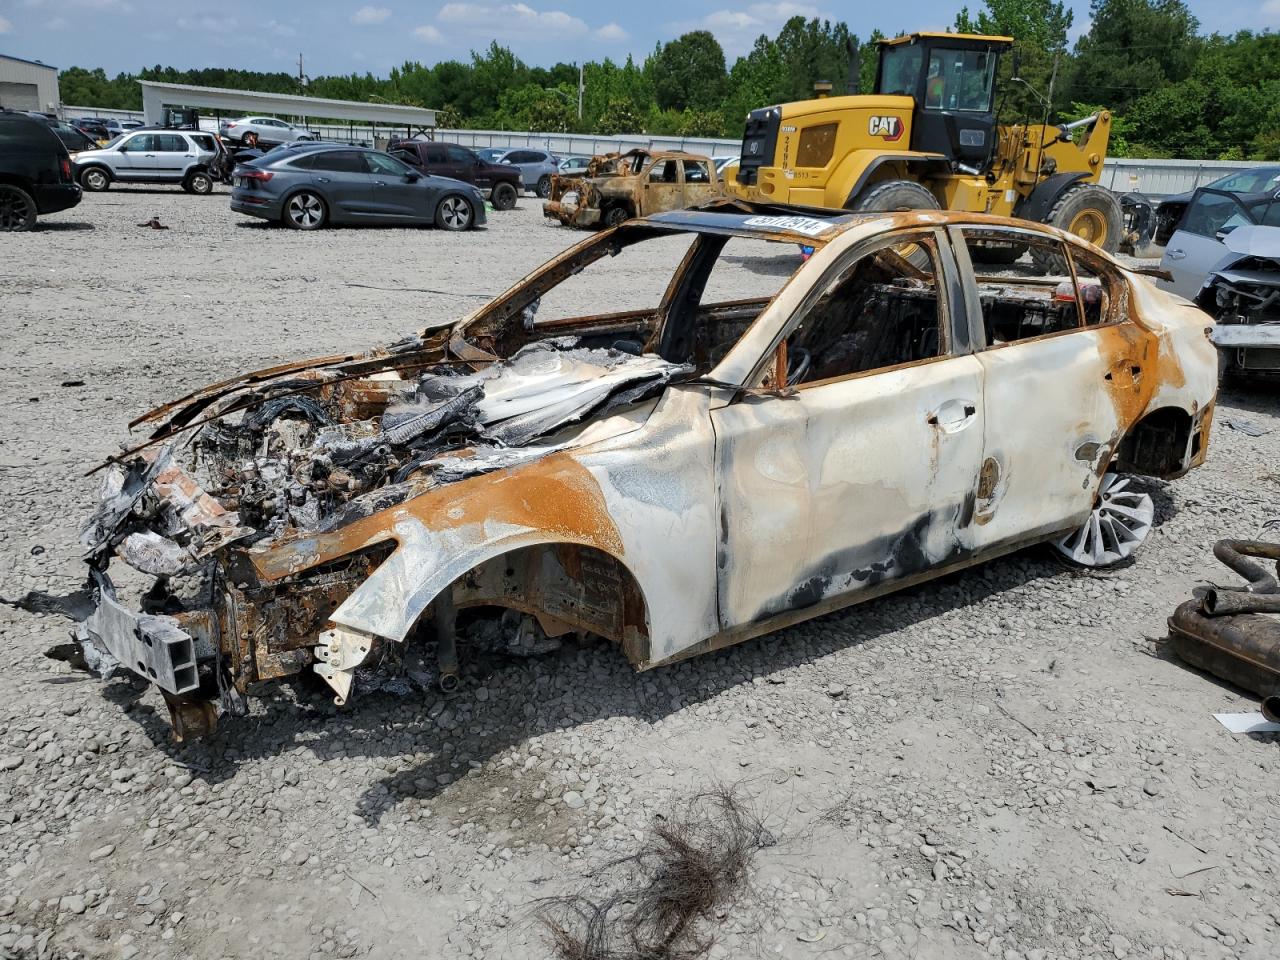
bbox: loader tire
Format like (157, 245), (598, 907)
(852, 179), (941, 214)
(851, 180), (940, 270)
(1032, 183), (1123, 274)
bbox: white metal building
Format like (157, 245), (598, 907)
(138, 80), (436, 137)
(0, 54), (60, 113)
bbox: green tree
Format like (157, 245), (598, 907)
(955, 0), (1073, 119)
(1066, 0), (1199, 113)
(649, 31), (727, 112)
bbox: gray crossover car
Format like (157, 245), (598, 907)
(230, 143), (486, 231)
(74, 129), (221, 193)
(494, 148), (559, 198)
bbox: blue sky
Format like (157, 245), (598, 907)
(0, 0), (1269, 76)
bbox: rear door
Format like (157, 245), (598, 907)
(152, 133), (193, 180)
(1159, 189), (1254, 299)
(682, 158), (717, 206)
(308, 150), (374, 218)
(951, 225), (1135, 549)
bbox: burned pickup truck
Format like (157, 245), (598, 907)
(73, 200), (1216, 739)
(543, 149), (724, 228)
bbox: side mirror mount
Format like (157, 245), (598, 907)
(1010, 49), (1022, 80)
(405, 172), (421, 183)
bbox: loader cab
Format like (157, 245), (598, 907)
(875, 33), (1011, 170)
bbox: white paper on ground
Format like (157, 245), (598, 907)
(1214, 712), (1280, 734)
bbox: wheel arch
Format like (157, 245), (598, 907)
(77, 162), (113, 181)
(1113, 404), (1202, 480)
(1014, 172), (1089, 225)
(839, 151), (950, 208)
(336, 534), (654, 667)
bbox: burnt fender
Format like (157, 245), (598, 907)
(1014, 172), (1089, 225)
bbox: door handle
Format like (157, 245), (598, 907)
(1167, 249), (1186, 260)
(927, 400), (978, 431)
(316, 177), (331, 183)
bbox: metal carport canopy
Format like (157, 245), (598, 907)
(139, 80), (436, 129)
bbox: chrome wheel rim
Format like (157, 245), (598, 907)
(288, 194), (323, 227)
(441, 196), (470, 228)
(191, 174), (211, 193)
(1054, 474), (1153, 567)
(85, 170), (107, 190)
(0, 191), (32, 229)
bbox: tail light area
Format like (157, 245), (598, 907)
(60, 157), (72, 181)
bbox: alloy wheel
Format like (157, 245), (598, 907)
(0, 188), (34, 230)
(1053, 473), (1153, 567)
(287, 193), (324, 228)
(439, 196), (471, 230)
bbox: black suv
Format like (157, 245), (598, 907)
(387, 140), (522, 210)
(0, 111), (82, 231)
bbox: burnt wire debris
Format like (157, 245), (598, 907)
(535, 786), (774, 960)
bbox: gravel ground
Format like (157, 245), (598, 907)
(2, 187), (1279, 960)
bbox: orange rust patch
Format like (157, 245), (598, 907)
(249, 454), (623, 582)
(1095, 323), (1160, 430)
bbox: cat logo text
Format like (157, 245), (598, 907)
(868, 116), (904, 141)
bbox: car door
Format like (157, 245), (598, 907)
(711, 227), (985, 629)
(308, 150), (374, 219)
(364, 151), (423, 219)
(440, 145), (475, 183)
(681, 159), (717, 206)
(113, 133), (155, 178)
(1160, 189), (1256, 299)
(949, 225), (1138, 551)
(151, 133), (192, 181)
(641, 158), (682, 215)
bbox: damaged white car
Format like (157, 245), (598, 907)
(72, 200), (1218, 738)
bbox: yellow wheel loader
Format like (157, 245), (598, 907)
(734, 32), (1138, 269)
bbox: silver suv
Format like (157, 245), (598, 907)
(74, 130), (221, 194)
(494, 148), (559, 198)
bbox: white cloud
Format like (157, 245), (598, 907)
(438, 2), (588, 36)
(1262, 0), (1280, 21)
(0, 15), (11, 33)
(414, 23), (443, 41)
(351, 5), (391, 25)
(46, 15), (70, 30)
(595, 21), (626, 41)
(673, 2), (824, 57)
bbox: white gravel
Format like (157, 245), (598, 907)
(2, 186), (1279, 960)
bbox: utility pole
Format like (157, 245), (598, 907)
(298, 53), (305, 89)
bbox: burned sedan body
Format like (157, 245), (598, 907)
(74, 200), (1218, 737)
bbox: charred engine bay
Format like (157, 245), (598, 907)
(74, 335), (692, 701)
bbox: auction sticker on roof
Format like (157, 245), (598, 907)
(742, 215), (835, 237)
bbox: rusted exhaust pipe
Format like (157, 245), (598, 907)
(1202, 588), (1280, 615)
(434, 585), (459, 694)
(1212, 540), (1280, 593)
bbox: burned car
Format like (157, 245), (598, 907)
(1157, 187), (1280, 380)
(74, 200), (1217, 738)
(543, 149), (724, 229)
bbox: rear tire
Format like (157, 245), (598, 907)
(283, 191), (327, 230)
(491, 181), (517, 211)
(852, 179), (941, 213)
(0, 184), (37, 232)
(1032, 183), (1123, 273)
(435, 194), (474, 231)
(536, 175), (552, 199)
(603, 205), (630, 228)
(80, 167), (110, 192)
(186, 171), (213, 195)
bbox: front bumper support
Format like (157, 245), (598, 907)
(77, 571), (200, 695)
